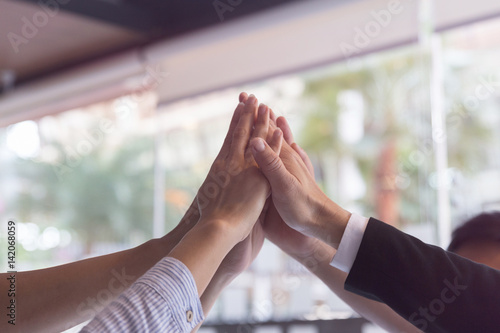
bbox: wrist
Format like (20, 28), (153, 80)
(310, 197), (351, 249)
(198, 215), (251, 244)
(159, 221), (196, 254)
(160, 200), (200, 253)
(167, 217), (240, 295)
(280, 235), (321, 261)
(197, 218), (243, 246)
(291, 239), (336, 270)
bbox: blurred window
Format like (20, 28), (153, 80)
(2, 13), (500, 333)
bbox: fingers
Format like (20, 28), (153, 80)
(269, 128), (283, 155)
(250, 137), (294, 194)
(239, 92), (248, 103)
(252, 104), (270, 140)
(275, 115), (314, 177)
(230, 94), (258, 160)
(291, 143), (315, 177)
(245, 103), (270, 161)
(215, 92), (250, 159)
(276, 116), (294, 145)
(217, 101), (246, 159)
(269, 108), (278, 124)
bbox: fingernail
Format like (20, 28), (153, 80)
(238, 102), (245, 107)
(246, 94), (257, 105)
(258, 103), (267, 116)
(239, 92), (247, 102)
(253, 138), (265, 152)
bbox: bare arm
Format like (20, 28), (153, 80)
(0, 92), (266, 333)
(192, 220), (265, 331)
(168, 94), (281, 330)
(260, 115), (420, 333)
(188, 93), (271, 332)
(263, 172), (420, 333)
(0, 202), (199, 333)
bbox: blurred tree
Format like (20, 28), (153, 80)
(9, 130), (155, 254)
(300, 54), (423, 227)
(300, 49), (493, 228)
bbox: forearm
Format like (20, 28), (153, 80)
(3, 238), (165, 333)
(190, 271), (235, 332)
(168, 220), (239, 296)
(200, 270), (234, 313)
(81, 257), (204, 333)
(292, 241), (421, 333)
(2, 201), (200, 333)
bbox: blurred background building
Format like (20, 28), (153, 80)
(1, 0), (500, 332)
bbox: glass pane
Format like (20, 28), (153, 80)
(0, 92), (157, 271)
(440, 18), (500, 227)
(158, 42), (436, 325)
(4, 13), (500, 333)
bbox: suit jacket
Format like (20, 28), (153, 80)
(345, 218), (500, 333)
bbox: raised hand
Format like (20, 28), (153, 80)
(250, 115), (351, 249)
(196, 94), (282, 242)
(212, 93), (273, 277)
(166, 93), (249, 247)
(168, 93), (282, 297)
(192, 95), (275, 326)
(173, 93), (281, 243)
(261, 116), (322, 259)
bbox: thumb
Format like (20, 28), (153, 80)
(250, 137), (293, 194)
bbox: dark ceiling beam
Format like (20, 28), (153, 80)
(18, 0), (304, 37)
(11, 0), (304, 85)
(18, 0), (163, 33)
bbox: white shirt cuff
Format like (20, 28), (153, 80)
(330, 212), (369, 273)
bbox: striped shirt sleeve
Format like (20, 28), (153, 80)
(80, 257), (204, 332)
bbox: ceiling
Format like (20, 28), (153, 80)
(0, 0), (302, 91)
(2, 0), (500, 127)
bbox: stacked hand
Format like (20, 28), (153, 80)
(207, 93), (273, 277)
(186, 92), (351, 279)
(250, 118), (351, 249)
(196, 93), (282, 243)
(16, 93), (414, 333)
(168, 92), (353, 328)
(260, 116), (324, 260)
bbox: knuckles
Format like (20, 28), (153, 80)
(227, 159), (243, 175)
(264, 154), (283, 174)
(232, 127), (250, 140)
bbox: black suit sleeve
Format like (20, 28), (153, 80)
(344, 218), (500, 333)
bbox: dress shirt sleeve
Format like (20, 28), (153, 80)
(329, 212), (369, 273)
(80, 257), (204, 333)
